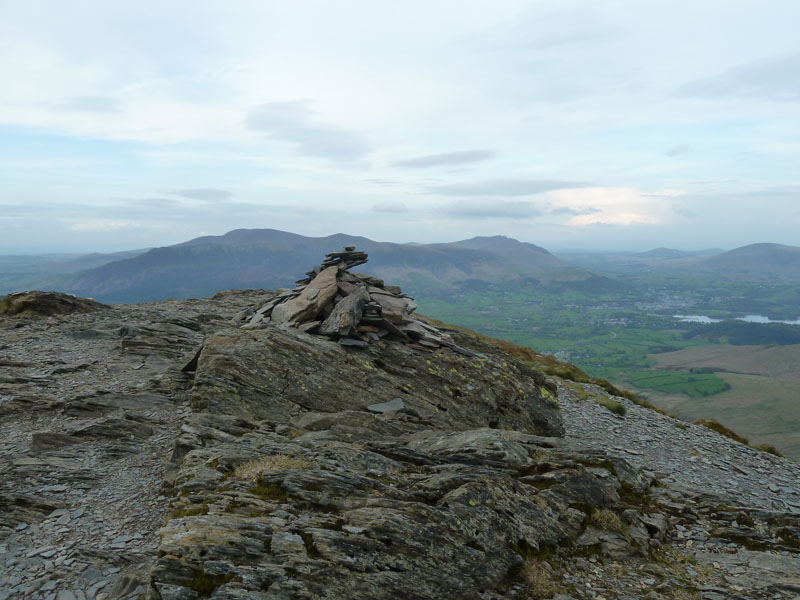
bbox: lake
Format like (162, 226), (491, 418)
(675, 314), (800, 325)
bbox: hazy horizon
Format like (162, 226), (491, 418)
(0, 225), (776, 257)
(2, 1), (799, 253)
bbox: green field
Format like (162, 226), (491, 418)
(622, 369), (730, 398)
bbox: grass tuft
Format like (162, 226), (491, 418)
(520, 558), (559, 599)
(248, 483), (287, 503)
(692, 418), (749, 445)
(756, 443), (785, 457)
(594, 397), (626, 416)
(588, 508), (628, 534)
(172, 502), (210, 518)
(233, 454), (310, 481)
(668, 589), (700, 600)
(187, 571), (235, 597)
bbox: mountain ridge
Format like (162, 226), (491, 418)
(56, 229), (582, 303)
(693, 242), (800, 275)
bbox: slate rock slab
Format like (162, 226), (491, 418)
(271, 266), (339, 325)
(367, 397), (404, 414)
(320, 283), (369, 336)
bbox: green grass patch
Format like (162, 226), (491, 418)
(693, 418), (749, 445)
(594, 396), (626, 416)
(756, 443), (785, 457)
(624, 369), (730, 398)
(187, 571), (235, 597)
(249, 483), (287, 503)
(172, 503), (209, 518)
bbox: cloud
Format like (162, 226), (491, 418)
(373, 202), (408, 213)
(757, 142), (800, 155)
(393, 150), (495, 168)
(677, 53), (800, 101)
(550, 206), (601, 216)
(176, 188), (233, 202)
(68, 219), (139, 232)
(56, 96), (121, 113)
(665, 144), (690, 157)
(728, 184), (800, 199)
(674, 207), (697, 219)
(437, 200), (542, 219)
(476, 4), (619, 52)
(134, 197), (181, 209)
(0, 204), (47, 216)
(546, 187), (682, 226)
(362, 178), (404, 187)
(245, 101), (370, 161)
(430, 179), (586, 197)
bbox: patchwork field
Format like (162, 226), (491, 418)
(637, 345), (800, 458)
(620, 369), (730, 398)
(652, 343), (800, 381)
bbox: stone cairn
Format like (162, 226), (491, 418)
(235, 246), (473, 354)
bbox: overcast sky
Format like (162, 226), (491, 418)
(2, 0), (800, 253)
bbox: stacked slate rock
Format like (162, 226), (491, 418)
(236, 246), (467, 352)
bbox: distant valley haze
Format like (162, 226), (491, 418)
(3, 228), (800, 303)
(1, 1), (799, 254)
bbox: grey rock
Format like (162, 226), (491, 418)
(338, 337), (368, 348)
(5, 277), (800, 600)
(640, 512), (668, 540)
(320, 284), (369, 336)
(271, 266), (339, 325)
(366, 398), (404, 414)
(31, 433), (84, 451)
(191, 325), (562, 434)
(69, 417), (154, 440)
(154, 583), (199, 600)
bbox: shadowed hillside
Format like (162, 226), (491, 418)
(57, 229), (586, 302)
(690, 243), (800, 280)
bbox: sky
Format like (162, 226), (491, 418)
(2, 0), (800, 253)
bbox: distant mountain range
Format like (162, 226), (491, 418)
(633, 247), (724, 260)
(54, 230), (592, 303)
(0, 249), (148, 298)
(691, 243), (800, 280)
(561, 242), (800, 281)
(2, 232), (799, 303)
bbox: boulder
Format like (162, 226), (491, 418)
(271, 266), (339, 325)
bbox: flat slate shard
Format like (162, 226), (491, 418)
(367, 397), (405, 414)
(338, 337), (368, 348)
(320, 283), (369, 336)
(236, 245), (458, 353)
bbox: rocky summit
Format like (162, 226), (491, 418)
(1, 252), (799, 600)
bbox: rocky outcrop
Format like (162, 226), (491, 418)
(0, 290), (108, 317)
(146, 266), (656, 599)
(1, 285), (799, 600)
(189, 325), (561, 435)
